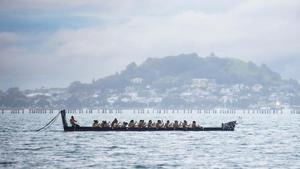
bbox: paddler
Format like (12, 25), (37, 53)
(70, 116), (80, 127)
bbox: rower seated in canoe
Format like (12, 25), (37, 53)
(181, 120), (189, 128)
(173, 120), (180, 129)
(111, 118), (118, 128)
(138, 120), (146, 128)
(100, 120), (110, 128)
(128, 120), (136, 128)
(191, 121), (203, 129)
(164, 120), (171, 129)
(121, 121), (128, 128)
(147, 120), (153, 128)
(92, 120), (100, 127)
(156, 120), (163, 129)
(70, 116), (80, 128)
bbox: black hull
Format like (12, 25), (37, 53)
(60, 110), (236, 132)
(63, 126), (234, 132)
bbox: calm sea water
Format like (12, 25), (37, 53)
(0, 110), (299, 169)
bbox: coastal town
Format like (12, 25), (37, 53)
(1, 77), (299, 110)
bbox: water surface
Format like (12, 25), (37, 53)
(1, 110), (299, 168)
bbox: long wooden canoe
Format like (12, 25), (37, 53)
(60, 110), (236, 131)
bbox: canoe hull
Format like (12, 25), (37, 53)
(60, 110), (236, 132)
(63, 126), (234, 132)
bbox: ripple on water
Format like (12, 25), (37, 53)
(0, 161), (18, 167)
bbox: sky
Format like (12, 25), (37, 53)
(0, 0), (299, 90)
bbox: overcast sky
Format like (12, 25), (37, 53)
(0, 0), (299, 90)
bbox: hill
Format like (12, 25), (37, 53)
(1, 53), (300, 108)
(92, 53), (283, 92)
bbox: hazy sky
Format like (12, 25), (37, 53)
(0, 0), (299, 90)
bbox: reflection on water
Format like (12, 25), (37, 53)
(0, 111), (299, 168)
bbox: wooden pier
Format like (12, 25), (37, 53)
(1, 108), (300, 115)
